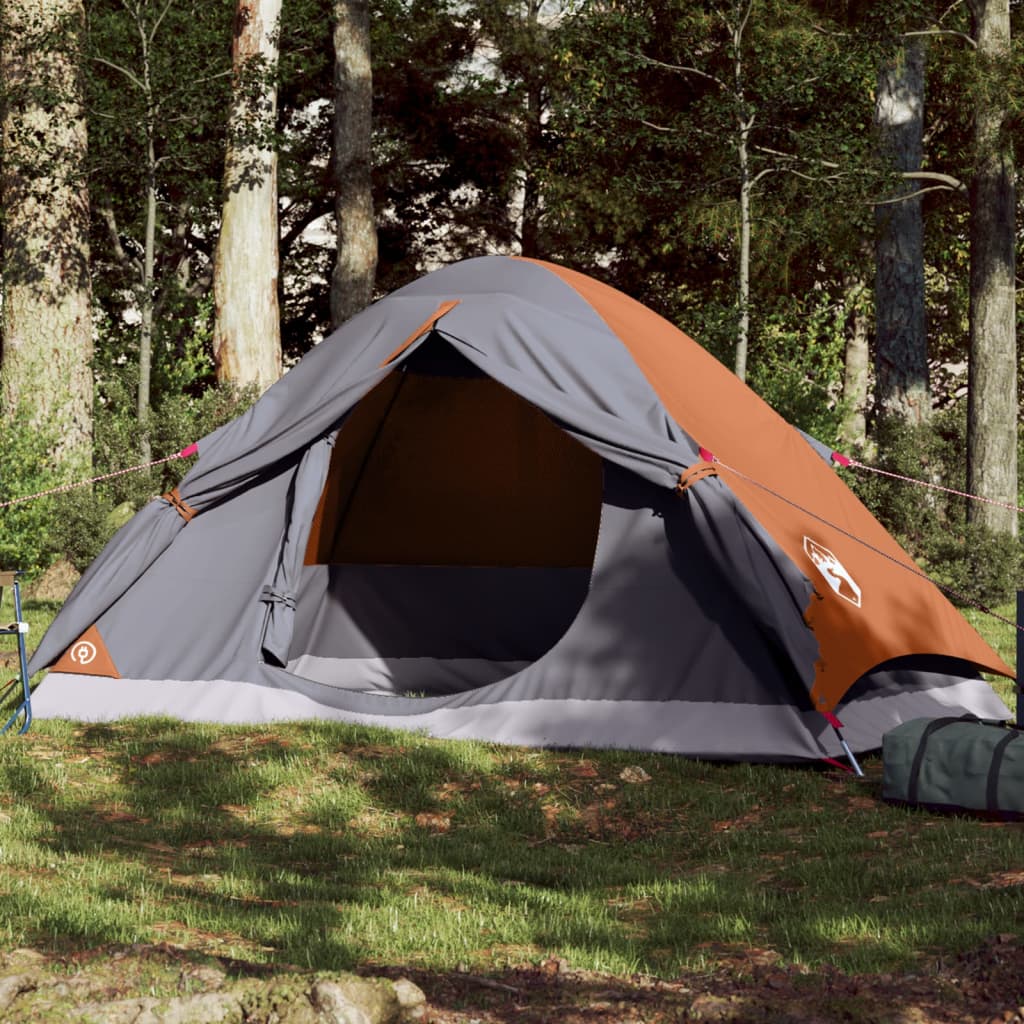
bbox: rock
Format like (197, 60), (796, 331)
(26, 559), (81, 602)
(0, 949), (47, 970)
(310, 981), (372, 1024)
(0, 974), (37, 1014)
(180, 963), (228, 991)
(106, 501), (138, 534)
(316, 976), (426, 1023)
(0, 968), (427, 1024)
(68, 992), (242, 1024)
(391, 978), (427, 1020)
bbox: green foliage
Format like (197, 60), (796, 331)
(0, 414), (61, 577)
(83, 0), (234, 372)
(0, 323), (252, 576)
(747, 291), (849, 442)
(925, 523), (1022, 613)
(846, 411), (1022, 609)
(44, 382), (257, 573)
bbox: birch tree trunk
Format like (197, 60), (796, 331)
(518, 0), (545, 258)
(732, 1), (753, 384)
(873, 38), (928, 424)
(330, 0), (377, 329)
(212, 0), (283, 393)
(966, 0), (1017, 538)
(0, 0), (93, 474)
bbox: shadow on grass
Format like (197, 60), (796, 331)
(0, 719), (1020, 977)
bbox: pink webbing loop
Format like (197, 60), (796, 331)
(821, 710), (844, 730)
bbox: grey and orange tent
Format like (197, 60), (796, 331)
(29, 256), (1012, 760)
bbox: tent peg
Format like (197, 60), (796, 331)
(822, 710), (864, 777)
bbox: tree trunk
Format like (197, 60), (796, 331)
(966, 0), (1017, 537)
(519, 82), (544, 258)
(731, 0), (754, 383)
(212, 0), (284, 394)
(139, 125), (157, 464)
(873, 38), (928, 425)
(840, 268), (870, 450)
(736, 124), (752, 384)
(0, 0), (93, 475)
(330, 0), (377, 329)
(518, 0), (545, 258)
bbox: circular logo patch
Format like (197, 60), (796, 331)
(70, 641), (98, 666)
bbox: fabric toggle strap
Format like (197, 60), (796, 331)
(162, 487), (197, 523)
(260, 585), (296, 610)
(676, 460), (718, 495)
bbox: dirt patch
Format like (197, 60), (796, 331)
(3, 937), (1024, 1023)
(367, 936), (1024, 1024)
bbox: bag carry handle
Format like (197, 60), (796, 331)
(907, 714), (979, 804)
(986, 730), (1018, 812)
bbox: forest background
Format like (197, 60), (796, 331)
(0, 0), (1022, 610)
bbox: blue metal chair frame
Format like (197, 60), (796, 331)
(0, 571), (31, 735)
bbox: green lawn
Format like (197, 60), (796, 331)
(0, 597), (1020, 981)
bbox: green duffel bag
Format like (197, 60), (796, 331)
(882, 715), (1024, 816)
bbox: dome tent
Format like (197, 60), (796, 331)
(29, 255), (1012, 760)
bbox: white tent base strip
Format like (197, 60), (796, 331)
(31, 672), (1009, 761)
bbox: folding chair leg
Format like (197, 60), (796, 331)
(0, 572), (31, 735)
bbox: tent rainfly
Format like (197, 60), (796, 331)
(29, 256), (1012, 761)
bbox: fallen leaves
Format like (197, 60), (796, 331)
(414, 812), (452, 834)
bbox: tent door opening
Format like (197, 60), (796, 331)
(285, 337), (604, 695)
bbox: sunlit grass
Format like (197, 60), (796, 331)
(0, 595), (1022, 978)
(1, 720), (1023, 979)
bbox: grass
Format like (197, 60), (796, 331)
(1, 719), (1023, 979)
(0, 596), (1020, 982)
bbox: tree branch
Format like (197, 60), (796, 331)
(98, 205), (144, 281)
(873, 184), (963, 206)
(901, 170), (966, 192)
(628, 51), (729, 91)
(902, 28), (976, 49)
(752, 143), (840, 169)
(88, 54), (145, 92)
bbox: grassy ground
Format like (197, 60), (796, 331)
(1, 715), (1022, 981)
(0, 597), (1022, 1022)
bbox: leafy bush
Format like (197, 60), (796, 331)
(846, 410), (1022, 609)
(923, 524), (1021, 612)
(746, 291), (850, 445)
(0, 381), (256, 577)
(0, 413), (62, 577)
(44, 382), (258, 572)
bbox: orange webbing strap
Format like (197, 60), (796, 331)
(163, 487), (197, 523)
(380, 300), (462, 367)
(675, 462), (718, 495)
